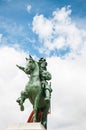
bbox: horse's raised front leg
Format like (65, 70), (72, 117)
(16, 90), (28, 111)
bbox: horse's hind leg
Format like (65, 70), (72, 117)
(41, 102), (50, 129)
(33, 93), (41, 122)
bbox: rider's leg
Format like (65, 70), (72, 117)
(45, 89), (50, 101)
(44, 83), (52, 102)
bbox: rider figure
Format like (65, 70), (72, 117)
(38, 58), (52, 102)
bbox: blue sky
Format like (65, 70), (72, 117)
(0, 0), (86, 57)
(0, 1), (86, 130)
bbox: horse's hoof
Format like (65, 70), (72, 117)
(42, 121), (47, 129)
(20, 105), (24, 111)
(16, 99), (19, 103)
(16, 97), (21, 104)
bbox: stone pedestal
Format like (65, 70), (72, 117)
(7, 123), (45, 130)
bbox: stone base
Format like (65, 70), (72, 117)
(7, 123), (45, 130)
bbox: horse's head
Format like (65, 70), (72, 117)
(25, 55), (37, 74)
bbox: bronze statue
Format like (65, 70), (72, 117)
(16, 55), (52, 129)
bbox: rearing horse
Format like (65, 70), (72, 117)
(16, 55), (50, 129)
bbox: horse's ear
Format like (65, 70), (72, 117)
(25, 57), (28, 61)
(29, 55), (33, 59)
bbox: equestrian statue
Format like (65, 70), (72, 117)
(16, 55), (52, 129)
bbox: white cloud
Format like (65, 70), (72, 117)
(52, 6), (71, 23)
(26, 4), (32, 13)
(32, 6), (86, 57)
(47, 55), (86, 130)
(0, 46), (32, 129)
(32, 15), (53, 40)
(0, 45), (86, 130)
